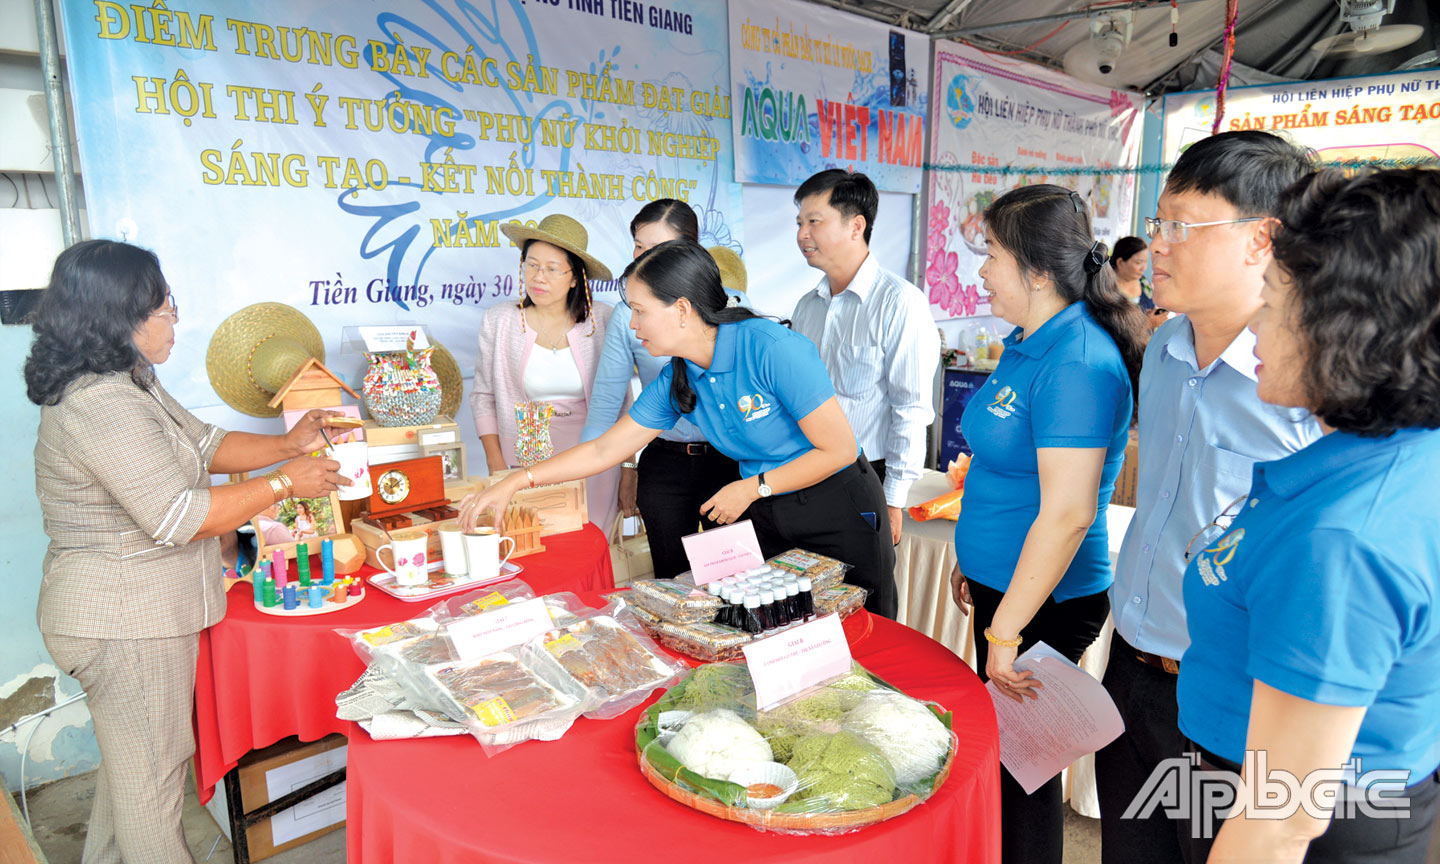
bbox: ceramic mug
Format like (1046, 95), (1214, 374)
(329, 440), (373, 501)
(378, 528), (430, 588)
(437, 524), (468, 576)
(461, 528), (516, 583)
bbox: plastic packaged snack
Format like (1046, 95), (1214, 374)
(628, 579), (723, 624)
(634, 662), (956, 835)
(814, 585), (868, 620)
(336, 616), (441, 665)
(431, 579), (536, 622)
(766, 550), (849, 592)
(418, 646), (589, 755)
(541, 615), (687, 719)
(654, 620), (755, 663)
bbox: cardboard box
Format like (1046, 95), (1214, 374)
(1112, 427), (1139, 508)
(201, 735), (347, 862)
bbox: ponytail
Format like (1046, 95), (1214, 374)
(983, 186), (1147, 402)
(625, 240), (761, 415)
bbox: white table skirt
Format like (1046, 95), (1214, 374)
(894, 469), (1135, 818)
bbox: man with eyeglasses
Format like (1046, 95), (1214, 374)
(1096, 131), (1323, 863)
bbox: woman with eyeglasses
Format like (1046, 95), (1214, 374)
(1175, 168), (1440, 863)
(577, 200), (751, 578)
(947, 184), (1146, 864)
(470, 214), (622, 531)
(24, 240), (347, 863)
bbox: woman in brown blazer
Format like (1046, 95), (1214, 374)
(24, 240), (348, 864)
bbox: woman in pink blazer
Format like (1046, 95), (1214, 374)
(470, 214), (624, 532)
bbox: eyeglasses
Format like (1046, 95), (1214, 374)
(1144, 216), (1266, 244)
(1183, 494), (1249, 562)
(150, 290), (178, 320)
(521, 260), (572, 281)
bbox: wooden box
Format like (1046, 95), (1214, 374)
(362, 417), (459, 449)
(482, 469), (589, 536)
(351, 514), (455, 571)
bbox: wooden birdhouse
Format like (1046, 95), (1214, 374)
(266, 357), (360, 413)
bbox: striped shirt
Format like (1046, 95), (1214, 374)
(35, 371), (229, 638)
(791, 253), (939, 507)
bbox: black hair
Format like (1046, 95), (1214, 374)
(24, 239), (169, 406)
(622, 240), (759, 414)
(1164, 130), (1315, 217)
(1271, 167), (1440, 436)
(519, 238), (590, 325)
(629, 199), (699, 243)
(794, 169), (878, 244)
(1110, 236), (1148, 266)
(984, 185), (1147, 400)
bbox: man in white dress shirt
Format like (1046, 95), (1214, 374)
(790, 169), (940, 546)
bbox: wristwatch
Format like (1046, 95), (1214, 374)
(756, 472), (772, 498)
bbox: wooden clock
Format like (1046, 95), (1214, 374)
(364, 455), (456, 529)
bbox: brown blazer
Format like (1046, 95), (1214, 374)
(35, 371), (229, 639)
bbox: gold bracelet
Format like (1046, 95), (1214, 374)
(524, 467), (536, 488)
(983, 627), (1023, 648)
(264, 471), (290, 503)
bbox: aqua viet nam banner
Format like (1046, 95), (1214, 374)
(727, 0), (929, 194)
(1162, 69), (1440, 167)
(58, 0), (743, 413)
(924, 41), (1142, 320)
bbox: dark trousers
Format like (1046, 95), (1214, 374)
(635, 442), (741, 580)
(1179, 746), (1440, 864)
(968, 578), (1111, 864)
(744, 457), (898, 619)
(1096, 633), (1186, 864)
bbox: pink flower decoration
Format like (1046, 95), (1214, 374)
(961, 283), (981, 316)
(397, 556), (409, 567)
(928, 200), (952, 237)
(415, 552), (427, 566)
(927, 249), (960, 311)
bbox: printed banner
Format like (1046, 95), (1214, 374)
(58, 0), (743, 413)
(728, 0), (929, 193)
(1162, 69), (1440, 167)
(924, 41), (1142, 320)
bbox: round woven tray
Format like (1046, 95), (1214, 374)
(636, 742), (955, 832)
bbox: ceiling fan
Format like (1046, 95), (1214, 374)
(1310, 0), (1422, 57)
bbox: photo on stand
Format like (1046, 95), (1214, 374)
(251, 490), (345, 562)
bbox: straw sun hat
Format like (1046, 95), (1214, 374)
(499, 214), (613, 282)
(707, 246), (748, 294)
(206, 302), (464, 419)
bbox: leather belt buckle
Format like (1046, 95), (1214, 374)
(685, 443), (707, 456)
(1162, 656), (1180, 674)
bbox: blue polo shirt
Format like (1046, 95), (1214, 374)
(953, 302), (1132, 603)
(1178, 428), (1440, 778)
(628, 318), (840, 477)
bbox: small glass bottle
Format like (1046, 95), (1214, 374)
(725, 589), (746, 629)
(742, 594), (764, 635)
(757, 590), (778, 631)
(796, 577), (815, 620)
(784, 582), (802, 622)
(768, 588), (790, 627)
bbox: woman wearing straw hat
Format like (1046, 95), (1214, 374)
(23, 239), (349, 864)
(579, 199), (752, 579)
(471, 213), (622, 531)
(461, 239), (897, 617)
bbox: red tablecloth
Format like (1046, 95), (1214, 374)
(346, 606), (1001, 864)
(193, 524), (613, 804)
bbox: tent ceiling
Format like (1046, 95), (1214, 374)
(797, 0), (1439, 95)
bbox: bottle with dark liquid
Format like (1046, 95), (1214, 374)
(742, 594), (764, 635)
(796, 577), (815, 620)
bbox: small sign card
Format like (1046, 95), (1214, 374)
(358, 325), (430, 353)
(742, 614), (853, 711)
(681, 520), (765, 585)
(446, 597), (553, 661)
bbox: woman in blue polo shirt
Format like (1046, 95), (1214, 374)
(1176, 168), (1440, 863)
(948, 185), (1146, 864)
(459, 239), (896, 615)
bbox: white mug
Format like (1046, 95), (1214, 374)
(437, 524), (467, 576)
(461, 528), (516, 583)
(329, 440), (373, 501)
(378, 528), (430, 588)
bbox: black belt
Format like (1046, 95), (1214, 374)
(653, 439), (715, 456)
(1186, 738), (1241, 774)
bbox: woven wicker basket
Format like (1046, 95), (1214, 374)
(636, 742), (955, 832)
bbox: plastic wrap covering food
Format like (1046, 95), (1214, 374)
(814, 584), (868, 620)
(634, 662), (956, 835)
(628, 579), (723, 624)
(767, 550), (849, 592)
(418, 647), (589, 755)
(429, 579), (537, 621)
(337, 617), (440, 665)
(541, 615), (687, 719)
(654, 620), (756, 663)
